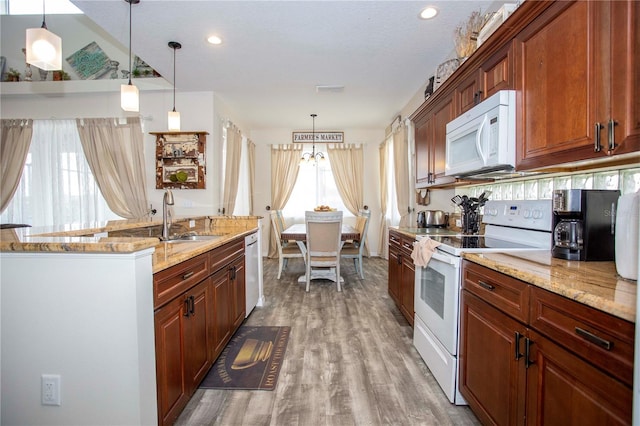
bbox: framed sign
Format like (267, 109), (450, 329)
(292, 131), (344, 143)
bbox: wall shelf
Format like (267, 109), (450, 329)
(151, 131), (208, 190)
(0, 77), (172, 96)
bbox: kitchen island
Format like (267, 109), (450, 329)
(0, 215), (261, 426)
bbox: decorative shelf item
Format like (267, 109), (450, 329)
(151, 131), (208, 189)
(66, 41), (112, 80)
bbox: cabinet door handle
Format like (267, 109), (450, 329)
(525, 337), (534, 369)
(183, 298), (190, 317)
(181, 271), (195, 280)
(189, 295), (195, 316)
(594, 122), (603, 152)
(608, 119), (618, 152)
(514, 331), (523, 361)
(397, 253), (402, 265)
(478, 280), (495, 291)
(575, 327), (613, 350)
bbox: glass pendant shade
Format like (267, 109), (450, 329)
(25, 27), (61, 71)
(168, 110), (181, 131)
(121, 83), (139, 112)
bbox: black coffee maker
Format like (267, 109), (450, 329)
(551, 189), (620, 261)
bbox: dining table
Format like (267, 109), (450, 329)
(280, 223), (359, 284)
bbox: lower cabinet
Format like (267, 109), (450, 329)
(154, 237), (246, 426)
(388, 230), (415, 326)
(459, 260), (633, 426)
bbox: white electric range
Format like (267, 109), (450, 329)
(412, 199), (552, 404)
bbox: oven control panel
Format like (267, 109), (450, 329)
(482, 200), (552, 231)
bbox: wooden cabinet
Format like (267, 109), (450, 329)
(154, 236), (246, 426)
(154, 277), (213, 426)
(388, 231), (402, 304)
(151, 131), (208, 189)
(515, 0), (639, 170)
(459, 291), (526, 426)
(454, 41), (514, 114)
(412, 93), (455, 187)
(388, 230), (415, 326)
(459, 260), (633, 426)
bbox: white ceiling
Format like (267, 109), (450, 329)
(71, 0), (498, 131)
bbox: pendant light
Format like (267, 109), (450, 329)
(121, 0), (140, 112)
(300, 114), (325, 165)
(167, 41), (182, 131)
(26, 0), (62, 71)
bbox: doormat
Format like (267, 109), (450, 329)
(200, 326), (291, 390)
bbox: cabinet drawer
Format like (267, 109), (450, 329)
(153, 253), (209, 309)
(389, 231), (402, 249)
(529, 286), (634, 387)
(400, 237), (414, 256)
(462, 260), (529, 323)
(209, 238), (244, 274)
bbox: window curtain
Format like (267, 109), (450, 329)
(326, 144), (364, 215)
(75, 117), (149, 219)
(268, 144), (302, 258)
(327, 143), (369, 256)
(0, 119), (33, 213)
(2, 119), (120, 227)
(222, 124), (242, 215)
(378, 141), (389, 259)
(248, 139), (256, 215)
(393, 122), (411, 227)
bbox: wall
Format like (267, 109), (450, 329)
(0, 250), (157, 425)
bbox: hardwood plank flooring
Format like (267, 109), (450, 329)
(176, 257), (480, 426)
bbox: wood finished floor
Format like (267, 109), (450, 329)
(176, 257), (480, 426)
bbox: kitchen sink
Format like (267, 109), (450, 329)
(164, 234), (222, 243)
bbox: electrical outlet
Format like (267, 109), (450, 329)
(455, 219), (462, 227)
(42, 374), (61, 406)
(189, 220), (196, 228)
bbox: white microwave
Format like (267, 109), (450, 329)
(445, 90), (516, 178)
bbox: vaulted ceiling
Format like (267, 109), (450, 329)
(72, 0), (498, 130)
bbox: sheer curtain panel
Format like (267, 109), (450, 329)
(1, 119), (120, 227)
(393, 122), (411, 227)
(378, 141), (389, 259)
(222, 124), (243, 215)
(248, 139), (256, 215)
(269, 144), (302, 258)
(327, 144), (364, 215)
(76, 117), (149, 219)
(0, 119), (33, 213)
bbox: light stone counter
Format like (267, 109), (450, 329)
(0, 215), (261, 273)
(462, 251), (636, 323)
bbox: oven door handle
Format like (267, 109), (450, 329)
(429, 251), (457, 265)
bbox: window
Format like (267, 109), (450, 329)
(3, 0), (82, 15)
(0, 119), (120, 227)
(282, 144), (351, 221)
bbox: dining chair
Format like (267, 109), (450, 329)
(270, 210), (305, 279)
(340, 209), (371, 279)
(304, 210), (344, 292)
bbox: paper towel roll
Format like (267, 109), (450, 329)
(615, 190), (639, 280)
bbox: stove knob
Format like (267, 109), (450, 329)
(532, 209), (543, 219)
(523, 209), (532, 218)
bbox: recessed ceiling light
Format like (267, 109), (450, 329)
(207, 35), (222, 45)
(419, 6), (438, 20)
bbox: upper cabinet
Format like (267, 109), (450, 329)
(410, 0), (638, 187)
(151, 131), (208, 189)
(413, 91), (455, 187)
(515, 0), (640, 170)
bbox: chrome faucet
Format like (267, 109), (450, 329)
(162, 189), (174, 240)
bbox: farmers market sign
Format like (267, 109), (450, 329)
(292, 131), (344, 143)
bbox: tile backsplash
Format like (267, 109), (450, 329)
(457, 166), (640, 201)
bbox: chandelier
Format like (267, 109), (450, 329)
(300, 113), (325, 164)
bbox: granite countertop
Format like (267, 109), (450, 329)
(463, 251), (636, 323)
(0, 215), (261, 273)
